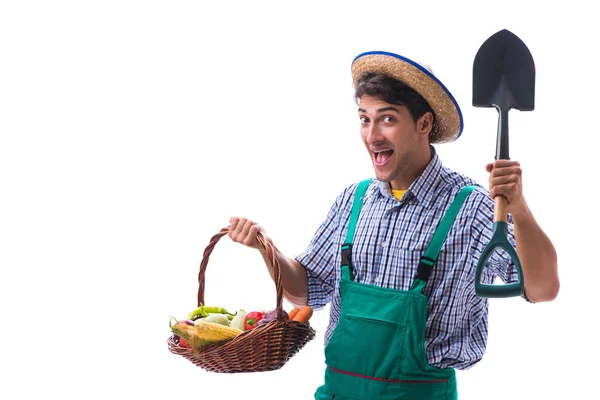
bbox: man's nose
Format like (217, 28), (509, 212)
(366, 124), (382, 143)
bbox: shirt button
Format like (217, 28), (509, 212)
(382, 241), (388, 248)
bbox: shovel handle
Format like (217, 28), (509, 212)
(494, 195), (508, 222)
(474, 220), (525, 298)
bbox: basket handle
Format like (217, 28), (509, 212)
(197, 226), (284, 311)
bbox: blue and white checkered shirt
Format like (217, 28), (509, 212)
(295, 146), (523, 370)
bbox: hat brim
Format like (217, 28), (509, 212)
(351, 51), (463, 144)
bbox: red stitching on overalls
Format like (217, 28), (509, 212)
(328, 366), (448, 384)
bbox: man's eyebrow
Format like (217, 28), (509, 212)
(357, 106), (400, 113)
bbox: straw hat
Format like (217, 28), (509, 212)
(351, 51), (463, 144)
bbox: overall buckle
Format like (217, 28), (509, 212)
(415, 256), (436, 282)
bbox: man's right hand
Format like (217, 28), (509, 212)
(228, 217), (266, 250)
(228, 217), (309, 308)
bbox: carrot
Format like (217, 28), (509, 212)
(292, 306), (313, 324)
(288, 308), (300, 320)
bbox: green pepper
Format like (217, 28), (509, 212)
(186, 303), (237, 321)
(186, 305), (208, 320)
(204, 306), (236, 315)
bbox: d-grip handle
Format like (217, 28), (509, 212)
(474, 196), (525, 298)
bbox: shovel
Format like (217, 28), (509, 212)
(472, 29), (534, 298)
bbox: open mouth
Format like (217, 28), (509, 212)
(373, 148), (394, 166)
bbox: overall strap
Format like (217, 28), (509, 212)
(411, 185), (478, 293)
(340, 179), (372, 281)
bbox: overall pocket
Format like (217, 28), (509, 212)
(325, 311), (406, 379)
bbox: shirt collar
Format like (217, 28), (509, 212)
(372, 145), (445, 209)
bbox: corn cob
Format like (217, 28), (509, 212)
(193, 320), (243, 343)
(170, 320), (196, 342)
(170, 318), (242, 352)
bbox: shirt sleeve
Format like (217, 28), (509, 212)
(470, 191), (533, 303)
(295, 187), (350, 310)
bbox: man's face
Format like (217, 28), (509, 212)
(358, 95), (431, 189)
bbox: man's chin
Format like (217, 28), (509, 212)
(373, 172), (392, 183)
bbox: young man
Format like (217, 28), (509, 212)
(228, 51), (559, 399)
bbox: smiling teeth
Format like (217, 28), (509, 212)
(373, 149), (392, 153)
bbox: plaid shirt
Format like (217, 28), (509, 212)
(295, 146), (523, 370)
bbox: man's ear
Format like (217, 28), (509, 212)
(417, 112), (434, 137)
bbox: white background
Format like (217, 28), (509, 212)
(1, 1), (598, 399)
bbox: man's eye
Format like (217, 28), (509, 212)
(382, 116), (395, 123)
(360, 116), (369, 124)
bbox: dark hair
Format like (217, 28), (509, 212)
(354, 72), (436, 133)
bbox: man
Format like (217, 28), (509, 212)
(228, 51), (559, 399)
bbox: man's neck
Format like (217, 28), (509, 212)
(389, 146), (433, 190)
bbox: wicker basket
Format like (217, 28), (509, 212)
(167, 227), (316, 373)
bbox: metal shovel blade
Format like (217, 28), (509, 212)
(472, 29), (535, 298)
(473, 29), (535, 113)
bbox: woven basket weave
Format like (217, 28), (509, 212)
(167, 227), (316, 373)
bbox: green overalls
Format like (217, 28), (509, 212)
(314, 180), (477, 400)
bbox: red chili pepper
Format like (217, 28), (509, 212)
(244, 311), (265, 330)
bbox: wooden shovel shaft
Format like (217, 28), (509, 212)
(494, 196), (508, 222)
